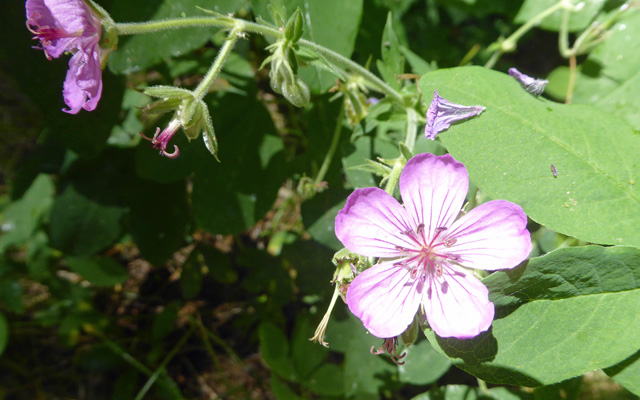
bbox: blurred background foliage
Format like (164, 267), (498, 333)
(0, 0), (638, 398)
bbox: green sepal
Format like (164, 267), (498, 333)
(400, 316), (419, 347)
(284, 8), (303, 43)
(287, 48), (299, 74)
(282, 76), (310, 108)
(179, 99), (199, 131)
(259, 54), (274, 71)
(294, 46), (320, 62)
(143, 86), (193, 100)
(343, 89), (367, 127)
(142, 97), (183, 114)
(200, 102), (219, 161)
(399, 142), (413, 161)
(331, 248), (367, 277)
(348, 159), (392, 177)
(295, 47), (346, 80)
(292, 8), (304, 43)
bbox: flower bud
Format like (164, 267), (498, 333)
(283, 76), (310, 108)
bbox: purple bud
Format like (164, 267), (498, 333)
(425, 90), (485, 140)
(508, 68), (548, 96)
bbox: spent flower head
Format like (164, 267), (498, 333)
(141, 86), (219, 160)
(508, 68), (548, 96)
(335, 153), (531, 339)
(425, 91), (485, 140)
(26, 0), (117, 114)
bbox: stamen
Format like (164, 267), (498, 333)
(161, 145), (180, 158)
(443, 237), (457, 247)
(416, 223), (425, 235)
(429, 226), (448, 246)
(370, 337), (406, 365)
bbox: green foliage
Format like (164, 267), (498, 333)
(3, 0), (640, 398)
(425, 246), (640, 386)
(419, 66), (640, 248)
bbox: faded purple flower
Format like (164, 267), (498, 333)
(508, 68), (548, 96)
(140, 118), (181, 159)
(26, 0), (111, 114)
(425, 90), (485, 140)
(335, 153), (531, 339)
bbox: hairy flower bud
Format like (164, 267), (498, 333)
(283, 76), (310, 108)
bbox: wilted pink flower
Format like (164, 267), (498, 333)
(425, 90), (485, 140)
(26, 0), (112, 114)
(335, 153), (531, 339)
(508, 68), (548, 96)
(140, 118), (181, 159)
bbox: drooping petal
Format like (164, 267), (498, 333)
(425, 90), (485, 140)
(347, 261), (423, 338)
(423, 266), (494, 338)
(399, 153), (469, 243)
(444, 200), (531, 270)
(508, 68), (548, 96)
(335, 187), (415, 258)
(62, 46), (102, 113)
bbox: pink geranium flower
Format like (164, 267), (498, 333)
(26, 0), (112, 114)
(335, 153), (531, 339)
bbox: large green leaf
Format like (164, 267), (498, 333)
(191, 93), (285, 234)
(412, 385), (531, 400)
(252, 0), (363, 92)
(424, 246), (640, 386)
(398, 339), (451, 385)
(108, 0), (246, 74)
(49, 153), (129, 255)
(604, 350), (640, 396)
(419, 66), (640, 248)
(0, 174), (54, 252)
(325, 314), (396, 396)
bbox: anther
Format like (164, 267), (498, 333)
(443, 237), (457, 247)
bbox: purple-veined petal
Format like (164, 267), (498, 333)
(423, 266), (494, 338)
(347, 261), (423, 338)
(399, 153), (469, 243)
(335, 187), (416, 258)
(445, 200), (531, 270)
(26, 0), (100, 58)
(62, 46), (102, 113)
(508, 68), (548, 96)
(425, 90), (485, 140)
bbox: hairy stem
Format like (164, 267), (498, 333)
(566, 54), (577, 104)
(115, 17), (404, 103)
(193, 26), (241, 99)
(486, 0), (574, 68)
(315, 101), (345, 185)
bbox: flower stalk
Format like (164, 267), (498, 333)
(485, 0), (575, 69)
(193, 25), (242, 100)
(114, 16), (404, 103)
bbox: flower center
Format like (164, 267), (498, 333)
(396, 223), (461, 280)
